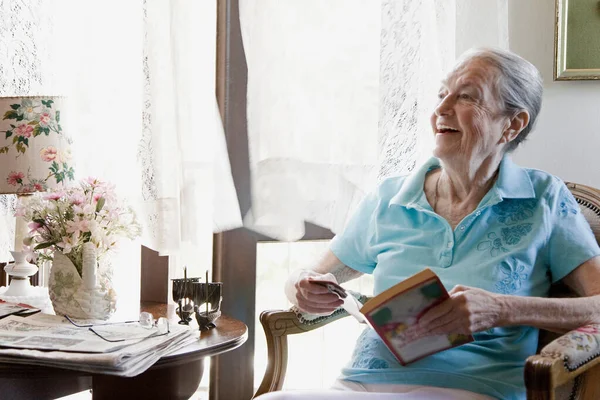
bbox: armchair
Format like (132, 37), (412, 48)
(254, 182), (600, 400)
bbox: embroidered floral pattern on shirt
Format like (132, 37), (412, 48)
(478, 224), (533, 257)
(492, 199), (537, 225)
(501, 223), (533, 245)
(476, 232), (509, 257)
(558, 193), (579, 217)
(350, 330), (390, 370)
(495, 262), (528, 294)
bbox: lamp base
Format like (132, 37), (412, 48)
(4, 251), (38, 297)
(0, 285), (50, 309)
(3, 277), (34, 297)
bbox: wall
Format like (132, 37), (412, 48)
(508, 0), (600, 187)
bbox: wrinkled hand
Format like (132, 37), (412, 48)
(293, 271), (344, 315)
(415, 285), (505, 336)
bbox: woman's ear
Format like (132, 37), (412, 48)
(502, 110), (530, 143)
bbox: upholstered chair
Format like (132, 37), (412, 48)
(254, 182), (600, 400)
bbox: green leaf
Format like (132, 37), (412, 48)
(3, 110), (18, 120)
(41, 99), (54, 107)
(96, 197), (106, 213)
(33, 125), (41, 137)
(55, 173), (64, 184)
(10, 104), (20, 110)
(35, 242), (56, 250)
(15, 115), (23, 122)
(0, 146), (9, 154)
(41, 127), (50, 135)
(55, 111), (60, 123)
(27, 120), (37, 126)
(16, 142), (26, 154)
(5, 130), (12, 139)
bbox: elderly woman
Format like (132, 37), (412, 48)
(258, 48), (600, 400)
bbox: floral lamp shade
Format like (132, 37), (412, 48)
(0, 96), (75, 194)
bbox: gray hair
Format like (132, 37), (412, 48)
(455, 48), (544, 152)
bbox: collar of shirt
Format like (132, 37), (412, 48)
(389, 154), (535, 208)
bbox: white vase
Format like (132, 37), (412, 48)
(48, 247), (117, 320)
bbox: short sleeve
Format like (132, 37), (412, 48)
(547, 182), (600, 283)
(329, 191), (379, 274)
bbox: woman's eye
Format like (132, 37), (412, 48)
(437, 92), (447, 99)
(458, 93), (472, 100)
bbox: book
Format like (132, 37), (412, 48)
(314, 268), (473, 365)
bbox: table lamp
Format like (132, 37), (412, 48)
(0, 96), (75, 297)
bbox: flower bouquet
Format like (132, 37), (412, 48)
(18, 177), (141, 319)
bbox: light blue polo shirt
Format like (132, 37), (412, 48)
(330, 155), (600, 400)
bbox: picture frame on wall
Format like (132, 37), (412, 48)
(554, 0), (600, 80)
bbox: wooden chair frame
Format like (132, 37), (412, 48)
(254, 182), (600, 400)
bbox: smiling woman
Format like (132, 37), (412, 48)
(263, 48), (600, 400)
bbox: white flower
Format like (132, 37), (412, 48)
(17, 99), (40, 120)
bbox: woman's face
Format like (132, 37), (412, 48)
(430, 58), (510, 166)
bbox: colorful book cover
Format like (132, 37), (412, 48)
(360, 269), (473, 365)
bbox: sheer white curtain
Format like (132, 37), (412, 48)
(139, 0), (242, 279)
(0, 0), (241, 308)
(240, 0), (508, 241)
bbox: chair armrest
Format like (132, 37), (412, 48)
(253, 293), (370, 398)
(525, 324), (600, 400)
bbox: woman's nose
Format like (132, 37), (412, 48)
(435, 96), (454, 116)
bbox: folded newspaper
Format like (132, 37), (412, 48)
(0, 313), (198, 377)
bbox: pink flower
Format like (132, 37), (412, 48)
(85, 177), (103, 187)
(6, 171), (24, 186)
(73, 203), (95, 215)
(21, 245), (38, 263)
(69, 193), (86, 205)
(43, 191), (64, 201)
(28, 221), (43, 233)
(38, 112), (51, 127)
(14, 204), (26, 217)
(66, 219), (90, 234)
(576, 326), (600, 334)
(40, 146), (59, 162)
(14, 124), (33, 138)
(33, 183), (44, 191)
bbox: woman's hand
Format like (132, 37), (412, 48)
(415, 285), (506, 335)
(286, 270), (344, 315)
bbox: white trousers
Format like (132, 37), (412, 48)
(254, 379), (496, 400)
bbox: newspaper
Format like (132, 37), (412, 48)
(0, 315), (159, 353)
(0, 303), (39, 319)
(0, 313), (199, 377)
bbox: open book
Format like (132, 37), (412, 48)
(314, 268), (473, 365)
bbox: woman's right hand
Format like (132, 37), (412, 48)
(285, 270), (344, 315)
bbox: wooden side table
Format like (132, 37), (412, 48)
(0, 302), (248, 400)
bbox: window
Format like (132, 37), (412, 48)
(254, 241), (373, 391)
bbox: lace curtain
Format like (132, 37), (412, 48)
(0, 0), (241, 304)
(240, 0), (508, 241)
(0, 0), (55, 262)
